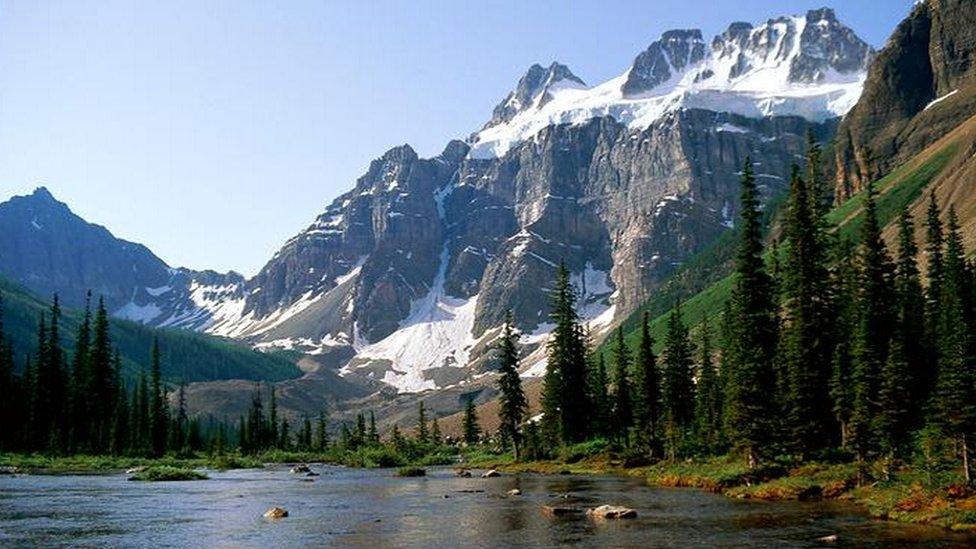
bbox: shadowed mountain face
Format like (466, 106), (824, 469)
(833, 0), (976, 201)
(0, 8), (873, 400)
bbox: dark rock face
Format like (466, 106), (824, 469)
(623, 30), (706, 96)
(484, 63), (586, 128)
(792, 8), (875, 82)
(0, 187), (172, 310)
(833, 0), (976, 200)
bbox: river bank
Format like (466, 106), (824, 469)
(458, 452), (976, 533)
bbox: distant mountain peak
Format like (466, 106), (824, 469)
(483, 62), (586, 129)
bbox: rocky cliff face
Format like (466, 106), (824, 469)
(833, 0), (976, 200)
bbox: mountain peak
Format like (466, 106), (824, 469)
(622, 28), (707, 96)
(483, 62), (586, 129)
(31, 186), (56, 202)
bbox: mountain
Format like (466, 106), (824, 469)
(0, 7), (877, 409)
(0, 275), (301, 384)
(833, 0), (976, 201)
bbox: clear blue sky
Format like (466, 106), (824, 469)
(0, 1), (912, 276)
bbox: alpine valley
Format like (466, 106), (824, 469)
(3, 2), (972, 429)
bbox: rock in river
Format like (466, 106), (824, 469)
(264, 507), (289, 519)
(507, 489), (522, 496)
(481, 469), (500, 478)
(586, 505), (637, 519)
(541, 505), (583, 518)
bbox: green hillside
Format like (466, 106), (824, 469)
(605, 135), (960, 355)
(0, 277), (301, 383)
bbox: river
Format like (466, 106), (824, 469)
(1, 465), (973, 547)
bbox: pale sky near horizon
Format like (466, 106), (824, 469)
(0, 1), (912, 276)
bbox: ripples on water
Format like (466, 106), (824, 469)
(1, 466), (973, 548)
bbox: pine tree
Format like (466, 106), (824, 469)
(723, 159), (779, 468)
(89, 297), (114, 451)
(893, 209), (926, 421)
(415, 401), (429, 444)
(781, 161), (834, 457)
(661, 303), (694, 460)
(148, 337), (168, 457)
(462, 397), (481, 445)
(878, 333), (912, 465)
(932, 207), (976, 485)
(279, 417), (291, 450)
(496, 313), (528, 459)
(828, 238), (857, 447)
(70, 292), (92, 452)
(431, 418), (442, 446)
(849, 183), (894, 465)
(694, 316), (722, 455)
(368, 411), (379, 445)
(611, 327), (633, 445)
(923, 192), (945, 398)
(173, 380), (188, 453)
(543, 262), (588, 445)
(587, 353), (612, 439)
(633, 311), (661, 457)
(268, 383), (279, 448)
(316, 409), (329, 450)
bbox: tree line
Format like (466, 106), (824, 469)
(519, 137), (976, 484)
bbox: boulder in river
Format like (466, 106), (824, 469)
(125, 466), (146, 474)
(816, 534), (838, 543)
(482, 469), (500, 478)
(456, 469), (472, 478)
(290, 464), (312, 474)
(0, 466), (19, 475)
(586, 505), (637, 519)
(507, 489), (522, 496)
(264, 507), (289, 519)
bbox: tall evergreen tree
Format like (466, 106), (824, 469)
(828, 238), (858, 447)
(462, 397), (481, 445)
(611, 327), (633, 445)
(849, 183), (894, 464)
(723, 159), (779, 468)
(431, 418), (442, 445)
(893, 209), (926, 420)
(316, 409), (329, 451)
(70, 292), (92, 452)
(368, 411), (379, 445)
(497, 313), (528, 459)
(661, 303), (694, 460)
(781, 160), (834, 457)
(924, 192), (945, 397)
(587, 353), (612, 439)
(415, 401), (429, 444)
(148, 337), (168, 457)
(932, 208), (976, 484)
(89, 297), (114, 451)
(633, 312), (661, 457)
(542, 263), (588, 445)
(268, 384), (279, 449)
(694, 316), (722, 454)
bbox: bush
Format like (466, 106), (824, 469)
(559, 439), (609, 463)
(128, 466), (208, 481)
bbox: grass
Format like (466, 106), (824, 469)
(128, 465), (208, 481)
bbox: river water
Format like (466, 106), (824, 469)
(1, 465), (972, 547)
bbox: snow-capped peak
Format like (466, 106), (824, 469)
(468, 8), (873, 159)
(483, 62), (587, 129)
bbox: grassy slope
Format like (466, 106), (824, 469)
(605, 119), (965, 354)
(0, 276), (301, 383)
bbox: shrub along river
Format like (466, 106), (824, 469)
(1, 465), (973, 547)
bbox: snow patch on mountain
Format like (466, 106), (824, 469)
(469, 10), (870, 159)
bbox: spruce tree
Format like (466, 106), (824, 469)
(633, 312), (661, 456)
(148, 337), (168, 457)
(611, 327), (633, 445)
(368, 411), (379, 445)
(431, 418), (442, 446)
(893, 209), (926, 421)
(781, 161), (833, 457)
(89, 297), (114, 451)
(878, 332), (912, 465)
(849, 183), (894, 465)
(923, 192), (945, 397)
(661, 303), (694, 460)
(694, 316), (722, 455)
(316, 409), (329, 450)
(587, 353), (612, 440)
(415, 401), (429, 444)
(462, 397), (481, 445)
(70, 292), (92, 452)
(268, 384), (279, 448)
(828, 238), (857, 447)
(723, 159), (779, 468)
(543, 263), (588, 445)
(932, 208), (976, 484)
(496, 313), (527, 459)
